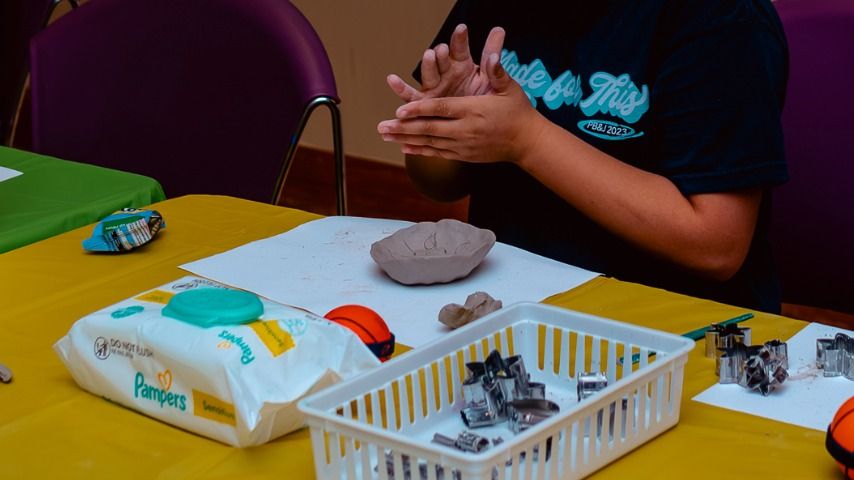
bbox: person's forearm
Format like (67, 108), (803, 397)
(379, 60), (761, 280)
(515, 114), (760, 280)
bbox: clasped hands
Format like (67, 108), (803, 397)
(378, 24), (544, 165)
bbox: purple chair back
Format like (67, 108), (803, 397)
(773, 0), (854, 313)
(30, 0), (345, 209)
(0, 0), (60, 145)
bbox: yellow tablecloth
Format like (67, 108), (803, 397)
(0, 195), (834, 478)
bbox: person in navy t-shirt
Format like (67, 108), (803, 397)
(377, 0), (788, 313)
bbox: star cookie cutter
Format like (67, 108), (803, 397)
(705, 322), (752, 358)
(718, 340), (788, 395)
(460, 350), (548, 428)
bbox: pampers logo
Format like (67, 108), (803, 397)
(500, 50), (649, 141)
(134, 369), (187, 411)
(218, 330), (255, 365)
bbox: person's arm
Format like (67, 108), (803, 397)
(379, 55), (761, 281)
(517, 113), (762, 281)
(388, 25), (506, 202)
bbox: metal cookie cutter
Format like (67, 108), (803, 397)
(380, 451), (453, 480)
(505, 354), (546, 400)
(432, 431), (490, 453)
(577, 372), (630, 439)
(741, 346), (789, 395)
(0, 363), (12, 383)
(460, 350), (546, 428)
(460, 361), (504, 428)
(764, 339), (788, 370)
(718, 343), (753, 384)
(816, 333), (854, 380)
(506, 399), (561, 434)
(718, 341), (788, 395)
(505, 400), (560, 461)
(577, 371), (608, 401)
(705, 322), (752, 358)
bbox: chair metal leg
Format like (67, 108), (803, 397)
(327, 101), (347, 216)
(273, 96), (347, 215)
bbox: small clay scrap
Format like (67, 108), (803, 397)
(370, 219), (496, 285)
(0, 363), (12, 383)
(438, 292), (502, 329)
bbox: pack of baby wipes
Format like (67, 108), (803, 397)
(54, 276), (380, 447)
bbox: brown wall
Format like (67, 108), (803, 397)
(291, 1), (455, 166)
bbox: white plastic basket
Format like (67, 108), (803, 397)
(299, 303), (694, 479)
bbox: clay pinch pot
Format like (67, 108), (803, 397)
(370, 219), (496, 285)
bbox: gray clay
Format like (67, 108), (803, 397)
(438, 292), (503, 329)
(370, 219), (496, 285)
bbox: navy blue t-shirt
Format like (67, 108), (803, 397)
(416, 0), (788, 312)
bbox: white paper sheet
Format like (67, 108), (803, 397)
(693, 322), (854, 431)
(181, 216), (600, 348)
(0, 166), (22, 183)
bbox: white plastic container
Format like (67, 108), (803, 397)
(54, 276), (380, 447)
(299, 302), (694, 479)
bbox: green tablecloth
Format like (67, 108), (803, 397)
(0, 146), (166, 253)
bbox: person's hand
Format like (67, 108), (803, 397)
(378, 53), (545, 165)
(386, 24), (506, 102)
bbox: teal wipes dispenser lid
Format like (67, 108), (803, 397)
(162, 288), (263, 327)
